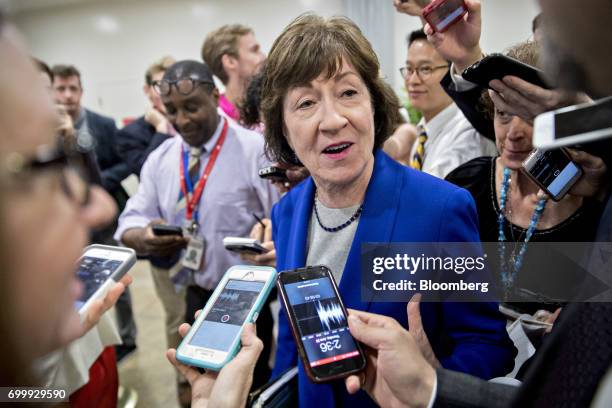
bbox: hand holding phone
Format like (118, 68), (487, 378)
(168, 323), (263, 408)
(152, 223), (184, 237)
(277, 265), (366, 383)
(522, 148), (583, 201)
(176, 266), (276, 370)
(75, 245), (136, 315)
(462, 54), (550, 90)
(422, 0), (483, 73)
(223, 237), (269, 255)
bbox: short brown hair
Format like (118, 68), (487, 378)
(51, 64), (81, 86)
(201, 24), (253, 84)
(261, 13), (402, 165)
(145, 56), (175, 86)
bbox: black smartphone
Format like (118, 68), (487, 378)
(152, 224), (184, 237)
(223, 237), (269, 255)
(258, 166), (289, 182)
(522, 148), (583, 201)
(462, 53), (550, 90)
(276, 265), (366, 383)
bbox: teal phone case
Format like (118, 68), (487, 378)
(175, 265), (276, 371)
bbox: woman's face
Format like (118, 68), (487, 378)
(0, 31), (113, 358)
(493, 107), (534, 170)
(282, 59), (375, 191)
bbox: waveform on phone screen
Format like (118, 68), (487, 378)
(315, 300), (345, 331)
(219, 291), (240, 303)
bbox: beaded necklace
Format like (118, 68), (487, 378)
(313, 191), (363, 233)
(497, 167), (547, 294)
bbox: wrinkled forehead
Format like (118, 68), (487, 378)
(0, 27), (57, 156)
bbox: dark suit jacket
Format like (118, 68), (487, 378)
(83, 109), (130, 196)
(440, 71), (495, 142)
(115, 116), (172, 177)
(271, 150), (516, 407)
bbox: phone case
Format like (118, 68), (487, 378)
(462, 53), (550, 90)
(176, 265), (277, 371)
(522, 148), (583, 201)
(276, 266), (365, 383)
(78, 245), (137, 315)
(422, 0), (468, 33)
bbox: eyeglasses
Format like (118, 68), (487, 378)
(399, 64), (449, 80)
(1, 142), (93, 207)
(152, 78), (215, 96)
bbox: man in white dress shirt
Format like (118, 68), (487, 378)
(402, 29), (496, 178)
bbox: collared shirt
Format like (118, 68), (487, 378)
(219, 94), (240, 121)
(114, 117), (280, 289)
(409, 103), (497, 179)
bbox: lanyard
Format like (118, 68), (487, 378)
(179, 119), (229, 221)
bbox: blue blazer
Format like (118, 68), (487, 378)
(271, 150), (516, 407)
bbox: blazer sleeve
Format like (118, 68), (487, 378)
(116, 123), (170, 177)
(99, 119), (131, 192)
(434, 368), (517, 408)
(437, 188), (517, 379)
(270, 204), (299, 378)
(440, 71), (495, 142)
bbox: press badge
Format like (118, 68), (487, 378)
(182, 235), (205, 270)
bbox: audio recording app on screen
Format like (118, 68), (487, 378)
(285, 277), (360, 368)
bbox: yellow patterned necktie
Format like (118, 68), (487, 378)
(410, 125), (428, 170)
(176, 146), (202, 212)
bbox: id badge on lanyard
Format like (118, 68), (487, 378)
(179, 119), (228, 271)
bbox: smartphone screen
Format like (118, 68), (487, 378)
(554, 98), (612, 140)
(284, 276), (361, 369)
(75, 256), (123, 311)
(526, 149), (581, 197)
(428, 0), (467, 31)
(188, 279), (265, 352)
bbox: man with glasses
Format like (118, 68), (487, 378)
(114, 60), (279, 397)
(401, 29), (495, 178)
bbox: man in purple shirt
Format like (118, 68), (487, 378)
(114, 60), (279, 391)
(201, 24), (266, 123)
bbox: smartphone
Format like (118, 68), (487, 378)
(522, 148), (583, 201)
(258, 166), (289, 182)
(152, 224), (184, 237)
(75, 245), (136, 315)
(462, 53), (550, 90)
(176, 265), (276, 370)
(223, 237), (269, 255)
(534, 96), (612, 149)
(422, 0), (468, 33)
(276, 265), (366, 383)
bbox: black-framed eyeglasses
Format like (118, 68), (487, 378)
(152, 78), (215, 96)
(399, 64), (449, 80)
(1, 142), (94, 207)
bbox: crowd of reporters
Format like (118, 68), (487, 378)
(1, 0), (612, 407)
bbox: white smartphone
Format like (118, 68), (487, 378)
(176, 265), (276, 371)
(75, 245), (136, 316)
(223, 236), (268, 255)
(534, 96), (612, 149)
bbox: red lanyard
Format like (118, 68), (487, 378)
(179, 119), (229, 220)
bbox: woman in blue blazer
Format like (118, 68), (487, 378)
(260, 14), (515, 407)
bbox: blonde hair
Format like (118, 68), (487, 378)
(201, 24), (253, 84)
(145, 56), (176, 86)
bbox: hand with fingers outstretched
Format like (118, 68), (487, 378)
(166, 316), (263, 408)
(344, 294), (438, 408)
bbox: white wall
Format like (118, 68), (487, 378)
(13, 0), (540, 123)
(13, 0), (343, 123)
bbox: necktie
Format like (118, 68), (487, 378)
(410, 125), (428, 170)
(176, 146), (202, 212)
